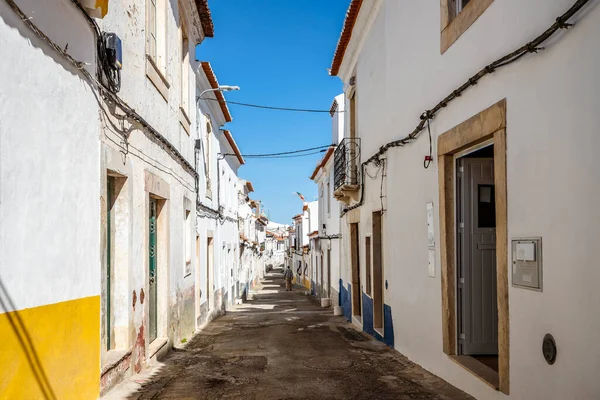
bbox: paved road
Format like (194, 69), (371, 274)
(107, 269), (472, 400)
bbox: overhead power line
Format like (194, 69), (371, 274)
(221, 144), (333, 158)
(204, 98), (343, 113)
(243, 149), (328, 159)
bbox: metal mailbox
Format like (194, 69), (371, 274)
(512, 237), (543, 291)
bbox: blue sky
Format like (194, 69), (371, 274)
(195, 0), (349, 224)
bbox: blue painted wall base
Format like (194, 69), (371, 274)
(362, 292), (394, 347)
(339, 279), (352, 321)
(338, 280), (394, 347)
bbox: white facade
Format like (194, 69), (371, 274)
(312, 144), (342, 303)
(265, 222), (289, 270)
(0, 1), (101, 397)
(194, 64), (244, 324)
(330, 0), (600, 399)
(290, 201), (318, 289)
(237, 183), (266, 294)
(98, 0), (210, 393)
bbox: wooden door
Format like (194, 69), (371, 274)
(458, 158), (498, 355)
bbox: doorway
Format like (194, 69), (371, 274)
(106, 176), (115, 350)
(372, 211), (384, 333)
(327, 249), (331, 298)
(320, 254), (324, 297)
(350, 223), (361, 317)
(148, 198), (158, 343)
(437, 99), (508, 393)
(456, 145), (498, 370)
(207, 237), (214, 310)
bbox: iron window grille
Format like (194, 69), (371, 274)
(334, 138), (361, 190)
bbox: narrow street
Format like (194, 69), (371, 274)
(105, 269), (472, 400)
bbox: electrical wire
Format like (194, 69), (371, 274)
(341, 0), (591, 216)
(221, 144), (333, 158)
(5, 0), (196, 180)
(203, 98), (344, 113)
(242, 149), (327, 159)
(423, 118), (432, 169)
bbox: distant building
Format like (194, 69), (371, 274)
(310, 114), (343, 303)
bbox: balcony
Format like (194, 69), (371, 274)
(333, 138), (360, 204)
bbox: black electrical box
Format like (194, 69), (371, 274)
(103, 32), (122, 70)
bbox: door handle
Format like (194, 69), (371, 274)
(477, 244), (496, 250)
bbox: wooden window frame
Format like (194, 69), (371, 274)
(437, 99), (508, 394)
(440, 0), (493, 54)
(179, 12), (190, 130)
(146, 0), (169, 100)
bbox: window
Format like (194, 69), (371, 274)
(147, 0), (157, 61)
(326, 181), (331, 216)
(204, 117), (213, 196)
(478, 184), (496, 228)
(184, 209), (192, 275)
(440, 0), (493, 54)
(180, 19), (190, 117)
(456, 0), (470, 13)
(146, 0), (169, 98)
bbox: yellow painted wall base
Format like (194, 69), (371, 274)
(303, 278), (311, 289)
(0, 296), (100, 400)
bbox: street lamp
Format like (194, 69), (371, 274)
(197, 85), (240, 100)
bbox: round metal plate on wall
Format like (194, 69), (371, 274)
(542, 333), (557, 365)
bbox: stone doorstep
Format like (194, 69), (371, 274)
(148, 337), (169, 361)
(101, 349), (132, 376)
(100, 349), (133, 396)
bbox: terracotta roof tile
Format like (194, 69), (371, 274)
(200, 62), (232, 122)
(223, 130), (244, 165)
(194, 0), (214, 38)
(310, 146), (335, 180)
(330, 0), (363, 76)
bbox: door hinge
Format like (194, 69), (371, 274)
(459, 222), (464, 230)
(459, 333), (466, 341)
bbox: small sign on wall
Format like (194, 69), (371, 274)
(512, 237), (543, 291)
(427, 202), (435, 278)
(427, 202), (435, 247)
(428, 249), (436, 278)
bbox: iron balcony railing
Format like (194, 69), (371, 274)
(334, 138), (361, 190)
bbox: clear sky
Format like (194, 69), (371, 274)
(195, 0), (349, 224)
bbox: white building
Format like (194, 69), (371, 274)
(329, 0), (600, 399)
(291, 201), (318, 290)
(310, 105), (343, 303)
(97, 0), (216, 393)
(195, 62), (245, 324)
(1, 0), (243, 396)
(237, 180), (269, 298)
(0, 0), (103, 398)
(265, 222), (290, 270)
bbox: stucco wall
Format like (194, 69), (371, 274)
(338, 0), (600, 398)
(98, 0), (200, 380)
(0, 0), (101, 397)
(195, 86), (241, 323)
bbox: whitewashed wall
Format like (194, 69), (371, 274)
(195, 81), (241, 317)
(0, 0), (100, 314)
(99, 0), (199, 364)
(337, 0), (600, 398)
